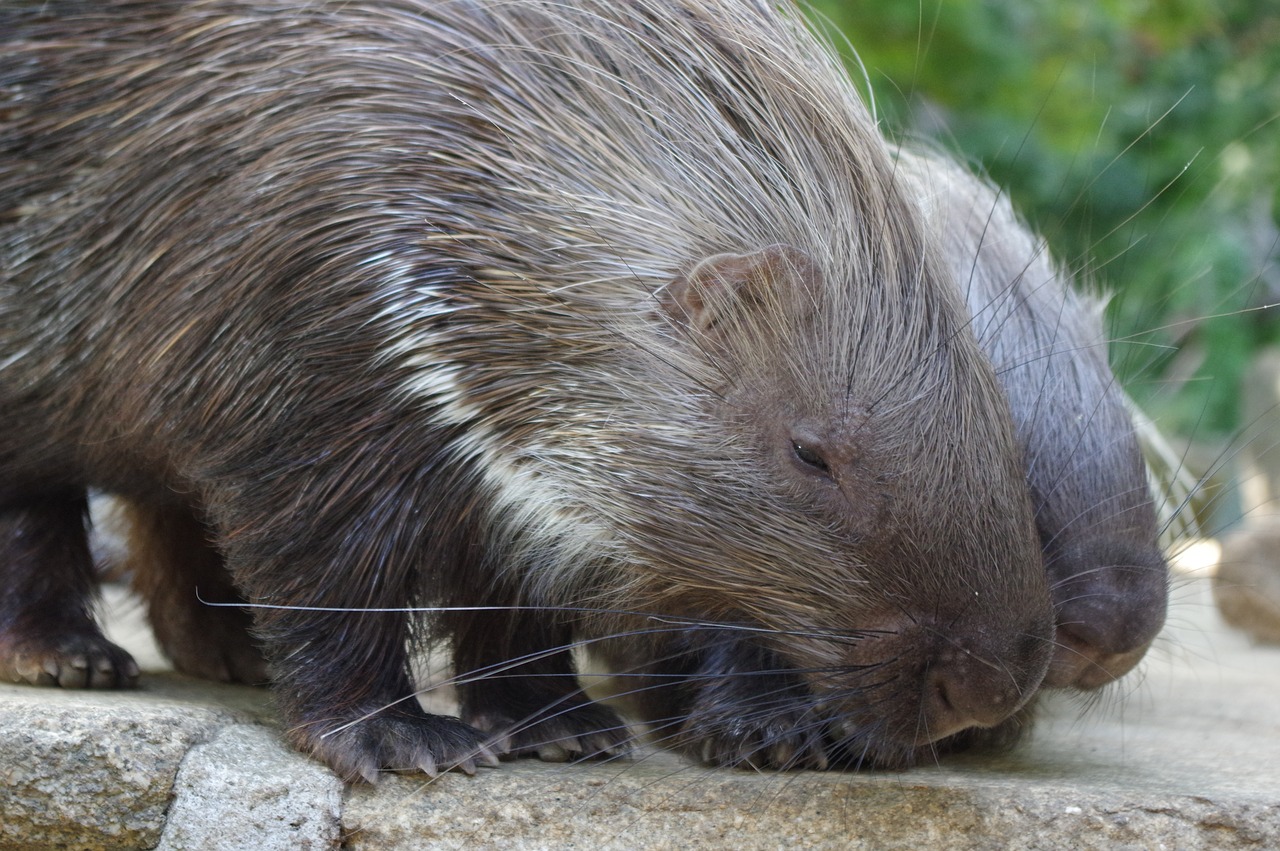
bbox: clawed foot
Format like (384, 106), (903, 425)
(0, 628), (140, 689)
(297, 706), (499, 784)
(672, 697), (830, 770)
(467, 700), (633, 763)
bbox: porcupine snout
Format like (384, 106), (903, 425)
(808, 607), (1052, 751)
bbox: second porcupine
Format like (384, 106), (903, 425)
(2, 0), (1092, 781)
(900, 151), (1169, 690)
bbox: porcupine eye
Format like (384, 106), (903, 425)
(792, 441), (831, 475)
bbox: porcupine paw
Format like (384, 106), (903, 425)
(299, 706), (499, 784)
(467, 700), (633, 763)
(0, 627), (140, 689)
(675, 696), (830, 770)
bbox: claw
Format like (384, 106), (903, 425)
(39, 657), (59, 683)
(536, 742), (572, 762)
(486, 732), (514, 757)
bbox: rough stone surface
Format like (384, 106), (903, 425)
(344, 760), (1280, 851)
(0, 567), (1276, 849)
(156, 726), (343, 851)
(0, 682), (257, 850)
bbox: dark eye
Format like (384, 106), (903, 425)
(792, 441), (830, 474)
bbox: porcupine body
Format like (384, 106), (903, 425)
(0, 0), (1063, 780)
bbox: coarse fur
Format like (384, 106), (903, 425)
(611, 151), (1174, 767)
(899, 151), (1169, 689)
(0, 0), (1162, 783)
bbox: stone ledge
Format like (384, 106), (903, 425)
(1, 571), (1276, 850)
(0, 678), (267, 850)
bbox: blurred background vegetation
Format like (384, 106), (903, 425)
(806, 0), (1280, 445)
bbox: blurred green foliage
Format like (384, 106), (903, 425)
(806, 0), (1280, 439)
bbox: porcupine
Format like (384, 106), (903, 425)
(612, 150), (1171, 767)
(902, 151), (1169, 690)
(0, 0), (1139, 782)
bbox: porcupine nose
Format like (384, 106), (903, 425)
(1043, 536), (1168, 689)
(916, 630), (1048, 743)
(833, 609), (1052, 746)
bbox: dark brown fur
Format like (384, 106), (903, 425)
(0, 0), (1133, 782)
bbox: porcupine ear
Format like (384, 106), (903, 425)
(661, 244), (820, 338)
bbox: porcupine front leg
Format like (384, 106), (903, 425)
(0, 492), (140, 689)
(213, 481), (497, 784)
(241, 567), (497, 782)
(451, 605), (633, 762)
